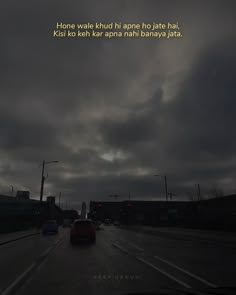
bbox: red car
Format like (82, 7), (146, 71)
(70, 219), (96, 244)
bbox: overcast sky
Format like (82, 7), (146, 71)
(0, 0), (236, 209)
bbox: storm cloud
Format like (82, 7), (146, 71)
(0, 0), (236, 209)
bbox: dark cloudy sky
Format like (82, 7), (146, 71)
(1, 0), (236, 209)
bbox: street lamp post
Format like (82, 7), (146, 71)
(154, 174), (168, 202)
(39, 160), (59, 203)
(40, 160), (45, 203)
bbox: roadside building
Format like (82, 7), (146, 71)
(0, 194), (63, 233)
(89, 195), (236, 230)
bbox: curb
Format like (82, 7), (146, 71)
(0, 231), (41, 247)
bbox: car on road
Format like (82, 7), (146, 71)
(42, 220), (58, 235)
(70, 219), (96, 244)
(104, 218), (111, 225)
(113, 220), (120, 226)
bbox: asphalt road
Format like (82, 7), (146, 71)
(1, 226), (236, 295)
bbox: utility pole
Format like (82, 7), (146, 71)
(40, 160), (45, 203)
(39, 160), (59, 203)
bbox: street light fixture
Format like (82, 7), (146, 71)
(39, 160), (59, 203)
(154, 174), (168, 202)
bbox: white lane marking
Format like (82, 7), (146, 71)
(137, 257), (192, 289)
(30, 237), (64, 279)
(38, 236), (62, 260)
(13, 245), (57, 295)
(1, 236), (64, 295)
(112, 243), (130, 254)
(112, 243), (191, 289)
(38, 246), (53, 260)
(1, 263), (36, 295)
(154, 255), (218, 288)
(113, 238), (144, 252)
(114, 239), (217, 288)
(128, 242), (144, 252)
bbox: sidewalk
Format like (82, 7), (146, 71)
(0, 228), (40, 245)
(121, 225), (236, 246)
